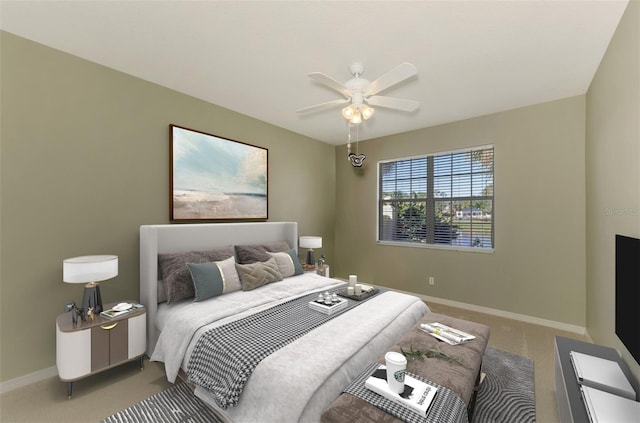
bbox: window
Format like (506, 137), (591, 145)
(378, 145), (494, 250)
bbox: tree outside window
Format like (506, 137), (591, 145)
(379, 146), (494, 250)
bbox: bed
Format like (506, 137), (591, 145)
(140, 222), (429, 423)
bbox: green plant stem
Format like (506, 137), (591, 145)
(400, 345), (465, 366)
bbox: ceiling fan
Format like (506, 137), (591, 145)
(297, 62), (419, 124)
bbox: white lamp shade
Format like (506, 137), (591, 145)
(299, 236), (322, 249)
(63, 255), (118, 283)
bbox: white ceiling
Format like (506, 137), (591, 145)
(0, 0), (629, 145)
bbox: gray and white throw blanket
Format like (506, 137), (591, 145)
(187, 287), (380, 409)
(344, 362), (468, 423)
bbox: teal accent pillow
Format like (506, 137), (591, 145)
(287, 249), (304, 276)
(187, 262), (224, 301)
(187, 256), (241, 302)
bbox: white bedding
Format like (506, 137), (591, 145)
(150, 273), (429, 423)
(199, 289), (429, 423)
(152, 273), (345, 382)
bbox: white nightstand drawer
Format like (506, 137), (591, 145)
(56, 323), (91, 380)
(128, 313), (146, 358)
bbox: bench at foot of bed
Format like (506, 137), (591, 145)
(321, 312), (490, 423)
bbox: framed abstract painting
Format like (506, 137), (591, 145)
(170, 124), (268, 221)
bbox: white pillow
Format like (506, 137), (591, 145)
(217, 255), (242, 293)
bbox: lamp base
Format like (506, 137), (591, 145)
(306, 249), (316, 268)
(81, 282), (103, 316)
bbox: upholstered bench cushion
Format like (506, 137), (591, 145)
(321, 312), (490, 423)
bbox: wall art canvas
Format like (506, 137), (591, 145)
(170, 125), (268, 221)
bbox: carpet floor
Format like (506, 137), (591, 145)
(102, 347), (534, 423)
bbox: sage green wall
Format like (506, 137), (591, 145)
(586, 0), (640, 381)
(334, 96), (586, 326)
(0, 32), (335, 382)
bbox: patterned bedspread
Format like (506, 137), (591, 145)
(187, 287), (379, 408)
(194, 290), (429, 423)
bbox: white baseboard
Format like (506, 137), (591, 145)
(0, 366), (58, 394)
(389, 287), (587, 335)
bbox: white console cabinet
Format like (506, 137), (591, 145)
(554, 336), (639, 423)
(56, 301), (146, 398)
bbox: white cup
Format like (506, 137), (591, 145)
(384, 351), (407, 394)
(354, 284), (362, 295)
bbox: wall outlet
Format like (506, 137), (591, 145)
(428, 276), (435, 286)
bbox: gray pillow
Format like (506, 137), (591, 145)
(158, 246), (235, 303)
(235, 241), (291, 264)
(236, 258), (283, 291)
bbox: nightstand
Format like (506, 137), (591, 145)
(303, 265), (330, 277)
(317, 265), (330, 277)
(56, 300), (146, 398)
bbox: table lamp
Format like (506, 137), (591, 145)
(299, 236), (322, 268)
(63, 255), (118, 315)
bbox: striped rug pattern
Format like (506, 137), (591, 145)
(103, 348), (535, 423)
(101, 382), (222, 423)
(472, 348), (536, 423)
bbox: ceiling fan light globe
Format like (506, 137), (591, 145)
(342, 104), (356, 120)
(350, 112), (363, 125)
(360, 104), (375, 120)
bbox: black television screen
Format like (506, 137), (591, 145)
(615, 234), (640, 366)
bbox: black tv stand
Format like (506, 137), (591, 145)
(554, 336), (639, 423)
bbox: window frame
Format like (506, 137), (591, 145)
(377, 144), (495, 253)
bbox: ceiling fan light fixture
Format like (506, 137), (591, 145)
(299, 62), (418, 129)
(360, 104), (375, 120)
(342, 104), (357, 120)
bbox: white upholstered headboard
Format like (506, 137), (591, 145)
(139, 222), (298, 356)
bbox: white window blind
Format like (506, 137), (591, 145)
(378, 146), (494, 250)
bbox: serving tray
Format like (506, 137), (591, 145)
(337, 288), (380, 301)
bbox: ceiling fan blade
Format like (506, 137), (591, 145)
(364, 63), (418, 97)
(367, 95), (420, 112)
(296, 98), (350, 114)
(308, 72), (352, 98)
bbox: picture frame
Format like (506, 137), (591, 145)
(170, 124), (268, 221)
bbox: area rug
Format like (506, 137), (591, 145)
(102, 348), (535, 423)
(101, 382), (222, 423)
(472, 348), (536, 423)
